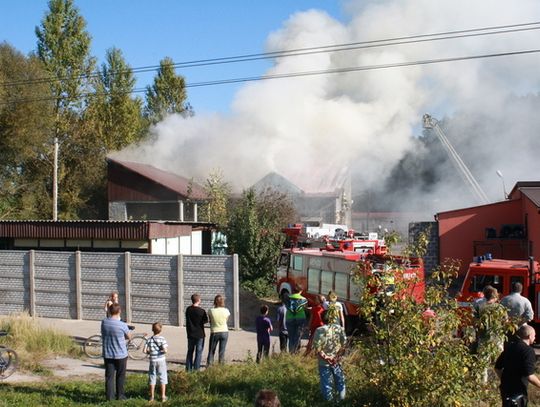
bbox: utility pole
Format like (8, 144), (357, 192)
(423, 114), (490, 205)
(53, 137), (58, 220)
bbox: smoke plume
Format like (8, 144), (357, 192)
(116, 0), (540, 217)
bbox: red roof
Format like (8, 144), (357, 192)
(108, 158), (207, 200)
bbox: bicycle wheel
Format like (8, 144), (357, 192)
(0, 347), (18, 379)
(83, 334), (103, 359)
(127, 334), (148, 360)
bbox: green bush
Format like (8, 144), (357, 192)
(352, 254), (506, 407)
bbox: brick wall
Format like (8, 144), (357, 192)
(0, 250), (239, 328)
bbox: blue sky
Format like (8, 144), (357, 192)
(0, 1), (344, 114)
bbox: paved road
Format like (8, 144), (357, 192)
(37, 317), (286, 367)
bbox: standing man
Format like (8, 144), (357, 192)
(185, 293), (208, 371)
(286, 285), (308, 353)
(313, 311), (347, 402)
(101, 303), (131, 401)
(495, 324), (540, 406)
(500, 282), (534, 326)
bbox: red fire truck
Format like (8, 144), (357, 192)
(276, 225), (425, 332)
(457, 256), (540, 334)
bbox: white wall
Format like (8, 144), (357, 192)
(179, 236), (191, 254)
(166, 237), (179, 255)
(151, 238), (167, 254)
(191, 231), (202, 255)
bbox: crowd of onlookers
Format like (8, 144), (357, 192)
(99, 286), (347, 403)
(98, 280), (540, 405)
(474, 282), (540, 406)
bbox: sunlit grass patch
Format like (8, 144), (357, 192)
(0, 313), (80, 373)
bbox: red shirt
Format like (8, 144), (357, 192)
(310, 304), (325, 331)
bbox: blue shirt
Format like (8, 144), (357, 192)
(101, 317), (129, 359)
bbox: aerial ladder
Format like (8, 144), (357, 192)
(423, 114), (490, 205)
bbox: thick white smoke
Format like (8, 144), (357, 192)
(116, 0), (540, 215)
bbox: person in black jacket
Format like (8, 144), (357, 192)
(185, 293), (208, 371)
(495, 324), (540, 406)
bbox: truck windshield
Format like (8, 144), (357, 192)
(469, 274), (502, 294)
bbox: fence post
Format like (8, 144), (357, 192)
(75, 251), (82, 319)
(177, 254), (184, 326)
(124, 252), (132, 324)
(233, 254), (240, 330)
(28, 250), (36, 317)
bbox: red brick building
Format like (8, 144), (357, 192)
(437, 182), (540, 276)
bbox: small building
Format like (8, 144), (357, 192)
(437, 181), (539, 276)
(252, 172), (350, 226)
(0, 220), (213, 255)
(107, 158), (207, 222)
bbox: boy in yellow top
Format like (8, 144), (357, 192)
(207, 294), (230, 366)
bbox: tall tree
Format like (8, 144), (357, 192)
(86, 47), (145, 150)
(145, 57), (190, 124)
(200, 169), (231, 228)
(35, 0), (103, 219)
(0, 43), (54, 219)
(226, 188), (296, 289)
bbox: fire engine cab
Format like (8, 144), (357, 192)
(457, 256), (540, 333)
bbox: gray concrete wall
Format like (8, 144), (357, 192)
(409, 221), (439, 275)
(0, 250), (239, 328)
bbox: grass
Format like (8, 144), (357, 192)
(0, 354), (369, 407)
(1, 353), (540, 406)
(0, 313), (81, 373)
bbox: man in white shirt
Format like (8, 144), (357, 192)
(500, 282), (534, 326)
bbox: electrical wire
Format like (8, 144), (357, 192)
(2, 47), (540, 106)
(2, 20), (540, 88)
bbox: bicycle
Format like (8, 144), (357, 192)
(84, 325), (148, 360)
(0, 331), (18, 380)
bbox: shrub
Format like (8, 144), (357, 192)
(351, 247), (507, 406)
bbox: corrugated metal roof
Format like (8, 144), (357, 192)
(0, 220), (212, 240)
(108, 158), (207, 200)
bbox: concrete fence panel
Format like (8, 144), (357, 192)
(0, 250), (238, 327)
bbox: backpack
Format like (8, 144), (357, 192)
(287, 297), (306, 315)
(327, 302), (341, 325)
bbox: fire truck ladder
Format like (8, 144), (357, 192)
(423, 114), (490, 205)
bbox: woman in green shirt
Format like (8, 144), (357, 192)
(207, 294), (231, 365)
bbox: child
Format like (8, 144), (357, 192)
(104, 291), (119, 317)
(143, 322), (168, 402)
(256, 305), (273, 363)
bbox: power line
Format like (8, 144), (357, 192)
(2, 21), (540, 88)
(2, 47), (540, 106)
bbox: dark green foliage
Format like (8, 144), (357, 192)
(145, 57), (190, 124)
(226, 188), (296, 291)
(86, 47), (145, 151)
(353, 238), (506, 406)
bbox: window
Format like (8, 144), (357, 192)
(469, 274), (503, 294)
(308, 268), (321, 293)
(335, 273), (348, 299)
(293, 255), (303, 271)
(321, 271), (334, 295)
(279, 253), (289, 267)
